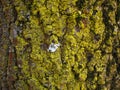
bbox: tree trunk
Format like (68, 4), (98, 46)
(0, 0), (120, 90)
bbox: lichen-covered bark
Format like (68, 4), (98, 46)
(0, 0), (120, 90)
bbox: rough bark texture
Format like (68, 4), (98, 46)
(0, 0), (120, 90)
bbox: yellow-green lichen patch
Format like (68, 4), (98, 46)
(9, 0), (120, 90)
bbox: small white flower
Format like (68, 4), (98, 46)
(47, 43), (60, 52)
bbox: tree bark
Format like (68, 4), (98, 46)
(0, 0), (120, 90)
